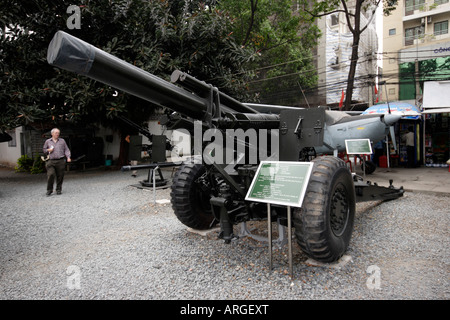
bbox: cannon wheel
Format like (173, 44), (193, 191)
(293, 156), (356, 263)
(170, 162), (215, 230)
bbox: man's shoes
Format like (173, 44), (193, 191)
(46, 190), (62, 195)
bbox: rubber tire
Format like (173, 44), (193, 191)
(293, 156), (356, 263)
(170, 162), (215, 230)
(361, 160), (376, 175)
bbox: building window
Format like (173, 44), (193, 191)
(389, 88), (396, 96)
(330, 14), (339, 27)
(434, 0), (449, 6)
(405, 0), (425, 15)
(389, 28), (396, 36)
(434, 21), (449, 36)
(7, 129), (16, 147)
(405, 25), (424, 45)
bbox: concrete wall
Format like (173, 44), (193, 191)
(0, 121), (192, 168)
(383, 0), (450, 102)
(0, 127), (23, 168)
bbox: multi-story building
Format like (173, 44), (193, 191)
(315, 2), (379, 107)
(383, 0), (450, 167)
(383, 0), (450, 103)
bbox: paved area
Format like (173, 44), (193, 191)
(161, 162), (450, 195)
(0, 165), (448, 301)
(356, 165), (450, 195)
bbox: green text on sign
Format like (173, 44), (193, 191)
(245, 161), (314, 207)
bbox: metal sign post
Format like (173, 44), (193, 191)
(287, 206), (293, 278)
(345, 139), (373, 178)
(153, 165), (159, 204)
(267, 203), (272, 271)
(245, 161), (313, 279)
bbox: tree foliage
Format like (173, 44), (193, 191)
(218, 0), (321, 104)
(1, 0), (329, 130)
(0, 0), (255, 131)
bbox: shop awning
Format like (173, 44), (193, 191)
(422, 107), (450, 114)
(362, 101), (421, 120)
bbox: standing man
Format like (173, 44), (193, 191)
(402, 126), (415, 168)
(43, 128), (71, 195)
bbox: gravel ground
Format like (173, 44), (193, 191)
(0, 166), (448, 301)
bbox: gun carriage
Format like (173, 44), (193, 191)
(48, 31), (403, 263)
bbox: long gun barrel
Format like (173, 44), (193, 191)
(47, 31), (280, 130)
(47, 31), (267, 122)
(121, 162), (179, 172)
(48, 31), (209, 120)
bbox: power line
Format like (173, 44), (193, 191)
(206, 44), (450, 84)
(221, 43), (450, 101)
(205, 54), (320, 82)
(247, 56), (376, 84)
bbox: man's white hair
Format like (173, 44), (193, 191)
(51, 128), (60, 134)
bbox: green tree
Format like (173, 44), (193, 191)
(217, 0), (321, 105)
(0, 0), (255, 131)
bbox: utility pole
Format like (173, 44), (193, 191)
(415, 58), (420, 105)
(415, 25), (422, 105)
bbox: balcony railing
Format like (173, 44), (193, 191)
(434, 28), (449, 36)
(405, 4), (425, 16)
(404, 31), (449, 46)
(405, 0), (450, 16)
(405, 35), (419, 46)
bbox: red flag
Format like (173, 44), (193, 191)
(374, 85), (379, 103)
(339, 89), (345, 109)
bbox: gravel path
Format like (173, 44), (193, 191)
(0, 167), (448, 300)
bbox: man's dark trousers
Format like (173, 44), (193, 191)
(406, 146), (415, 168)
(46, 159), (66, 192)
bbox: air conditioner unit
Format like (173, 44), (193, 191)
(427, 16), (433, 24)
(329, 57), (340, 70)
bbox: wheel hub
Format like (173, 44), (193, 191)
(330, 183), (349, 237)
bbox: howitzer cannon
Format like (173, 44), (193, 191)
(48, 31), (404, 263)
(117, 115), (172, 187)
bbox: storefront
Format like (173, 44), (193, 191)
(422, 81), (450, 167)
(424, 113), (449, 166)
(362, 101), (423, 167)
(396, 118), (422, 167)
(398, 41), (450, 101)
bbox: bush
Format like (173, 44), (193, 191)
(15, 155), (45, 174)
(30, 155), (45, 174)
(15, 155), (34, 173)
